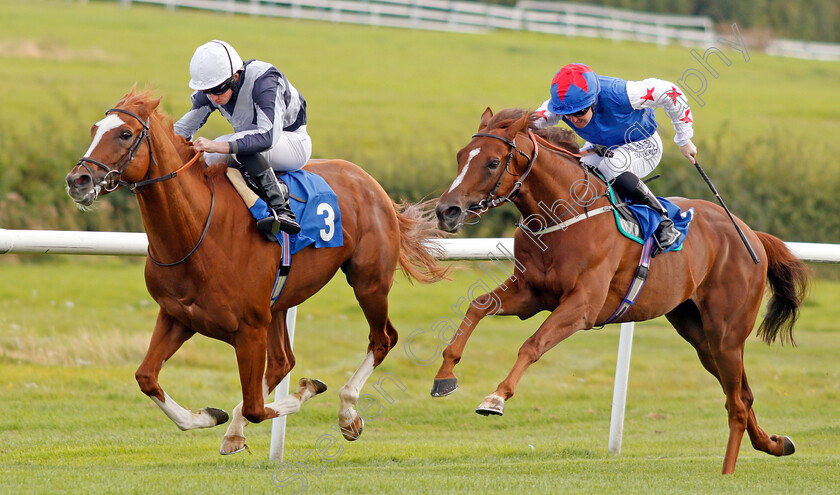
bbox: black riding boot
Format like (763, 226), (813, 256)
(238, 154), (301, 235)
(612, 172), (680, 254)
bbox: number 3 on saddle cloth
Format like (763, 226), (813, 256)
(225, 168), (344, 303)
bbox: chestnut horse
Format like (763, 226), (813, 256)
(65, 89), (448, 454)
(431, 108), (808, 474)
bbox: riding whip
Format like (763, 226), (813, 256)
(692, 160), (760, 264)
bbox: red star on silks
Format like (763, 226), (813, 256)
(665, 86), (683, 105)
(553, 65), (591, 100)
(680, 109), (693, 124)
(640, 87), (655, 103)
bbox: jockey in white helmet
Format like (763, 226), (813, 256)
(534, 63), (698, 254)
(175, 40), (311, 236)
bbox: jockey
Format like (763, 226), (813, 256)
(174, 40), (310, 236)
(534, 63), (697, 253)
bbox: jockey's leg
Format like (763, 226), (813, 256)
(613, 171), (680, 253)
(237, 153), (301, 235)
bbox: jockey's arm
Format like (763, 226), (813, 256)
(227, 71), (285, 155)
(626, 78), (696, 163)
(174, 92), (215, 140)
(533, 100), (563, 129)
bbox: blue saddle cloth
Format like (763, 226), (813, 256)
(247, 169), (343, 255)
(618, 197), (694, 253)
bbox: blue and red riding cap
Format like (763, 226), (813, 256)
(548, 63), (600, 115)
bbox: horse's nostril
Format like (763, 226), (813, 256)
(445, 206), (461, 220)
(76, 176), (87, 186)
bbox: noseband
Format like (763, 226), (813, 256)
(469, 131), (538, 216)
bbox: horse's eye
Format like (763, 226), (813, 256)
(488, 158), (501, 170)
(120, 130), (133, 140)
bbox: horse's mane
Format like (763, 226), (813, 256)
(486, 108), (580, 155)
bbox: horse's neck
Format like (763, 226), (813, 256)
(514, 152), (606, 221)
(136, 118), (212, 261)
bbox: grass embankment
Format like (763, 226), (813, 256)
(1, 0), (840, 239)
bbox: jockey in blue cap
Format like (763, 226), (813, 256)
(534, 63), (698, 254)
(175, 40), (310, 236)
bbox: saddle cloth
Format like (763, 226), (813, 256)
(226, 167), (344, 255)
(608, 187), (694, 254)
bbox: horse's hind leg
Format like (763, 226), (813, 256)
(333, 260), (400, 442)
(667, 301), (792, 474)
(135, 310), (229, 430)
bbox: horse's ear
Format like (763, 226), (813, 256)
(478, 107), (494, 131)
(147, 97), (162, 112)
(506, 111), (531, 138)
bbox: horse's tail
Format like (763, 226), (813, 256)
(393, 199), (451, 284)
(755, 231), (810, 346)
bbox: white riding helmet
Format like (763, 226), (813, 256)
(188, 40), (244, 91)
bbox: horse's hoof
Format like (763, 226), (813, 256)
(299, 377), (328, 396)
(431, 377), (458, 397)
(475, 406), (504, 416)
(203, 407), (229, 426)
(311, 379), (328, 395)
(219, 435), (247, 455)
(781, 435), (796, 456)
(340, 415), (365, 442)
(475, 394), (505, 416)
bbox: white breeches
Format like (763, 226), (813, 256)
(581, 132), (663, 181)
(204, 125), (312, 173)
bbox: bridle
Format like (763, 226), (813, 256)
(75, 107), (213, 267)
(76, 108), (204, 193)
(467, 131), (537, 218)
(467, 129), (583, 220)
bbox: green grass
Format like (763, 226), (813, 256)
(1, 259), (839, 493)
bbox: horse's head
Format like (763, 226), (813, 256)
(66, 87), (162, 208)
(436, 108), (534, 232)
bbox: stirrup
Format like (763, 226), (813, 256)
(257, 209), (301, 236)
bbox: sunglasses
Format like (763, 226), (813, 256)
(203, 77), (235, 96)
(567, 105), (593, 118)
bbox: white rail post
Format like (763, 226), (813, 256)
(269, 306), (297, 461)
(608, 322), (634, 454)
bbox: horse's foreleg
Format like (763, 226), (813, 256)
(476, 290), (590, 416)
(222, 311), (293, 454)
(136, 311), (229, 430)
(432, 277), (539, 397)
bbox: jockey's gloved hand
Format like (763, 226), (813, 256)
(680, 140), (697, 164)
(590, 144), (614, 158)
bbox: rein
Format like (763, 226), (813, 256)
(76, 107), (213, 267)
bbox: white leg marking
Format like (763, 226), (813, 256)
(151, 392), (218, 430)
(223, 401), (248, 439)
(84, 114), (125, 157)
(448, 147), (481, 193)
(338, 352), (376, 425)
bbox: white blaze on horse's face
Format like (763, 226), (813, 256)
(448, 147), (481, 193)
(84, 114), (125, 158)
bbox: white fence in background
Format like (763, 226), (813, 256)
(3, 229), (839, 460)
(765, 38), (840, 62)
(104, 0), (716, 46)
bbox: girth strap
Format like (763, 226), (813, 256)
(599, 236), (655, 327)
